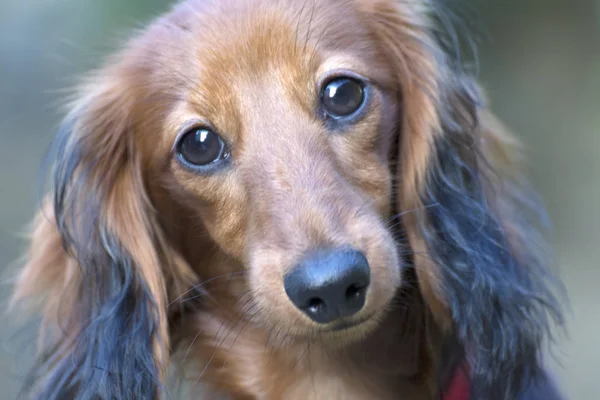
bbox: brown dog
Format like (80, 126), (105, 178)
(12, 0), (565, 399)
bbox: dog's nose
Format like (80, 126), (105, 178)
(284, 248), (370, 324)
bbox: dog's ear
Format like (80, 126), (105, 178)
(11, 66), (192, 399)
(368, 1), (565, 398)
(416, 89), (566, 399)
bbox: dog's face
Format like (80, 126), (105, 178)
(143, 0), (402, 341)
(13, 0), (565, 399)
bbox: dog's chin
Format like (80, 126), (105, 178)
(319, 316), (383, 349)
(278, 312), (384, 350)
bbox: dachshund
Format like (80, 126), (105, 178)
(11, 0), (566, 399)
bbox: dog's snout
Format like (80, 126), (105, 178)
(284, 248), (370, 324)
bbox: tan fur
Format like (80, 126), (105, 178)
(12, 0), (525, 398)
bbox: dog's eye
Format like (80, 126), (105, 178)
(321, 77), (365, 118)
(176, 128), (229, 167)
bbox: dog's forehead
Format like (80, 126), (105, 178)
(152, 0), (386, 130)
(138, 0), (402, 154)
(192, 2), (375, 74)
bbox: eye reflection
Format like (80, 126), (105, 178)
(321, 77), (365, 118)
(176, 128), (229, 168)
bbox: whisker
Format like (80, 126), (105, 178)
(294, 0), (311, 54)
(385, 203), (441, 232)
(303, 0), (318, 53)
(181, 329), (204, 363)
(179, 275), (250, 306)
(191, 308), (248, 387)
(229, 306), (261, 350)
(386, 203), (441, 225)
(169, 271), (246, 306)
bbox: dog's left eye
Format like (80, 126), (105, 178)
(321, 77), (365, 118)
(176, 128), (229, 168)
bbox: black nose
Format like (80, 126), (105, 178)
(284, 248), (370, 324)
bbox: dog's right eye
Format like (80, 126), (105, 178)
(176, 128), (230, 168)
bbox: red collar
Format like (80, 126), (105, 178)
(442, 366), (470, 400)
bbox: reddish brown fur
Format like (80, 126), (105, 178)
(11, 0), (546, 399)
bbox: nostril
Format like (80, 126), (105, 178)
(345, 284), (364, 300)
(307, 297), (326, 314)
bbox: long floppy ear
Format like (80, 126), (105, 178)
(11, 69), (187, 399)
(418, 94), (566, 399)
(369, 2), (565, 399)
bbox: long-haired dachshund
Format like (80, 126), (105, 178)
(11, 0), (566, 399)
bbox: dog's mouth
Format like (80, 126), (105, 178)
(326, 313), (376, 332)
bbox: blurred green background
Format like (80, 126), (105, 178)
(0, 0), (598, 399)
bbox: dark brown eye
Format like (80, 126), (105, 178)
(176, 128), (229, 168)
(321, 77), (365, 118)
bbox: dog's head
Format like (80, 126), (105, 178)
(13, 0), (564, 399)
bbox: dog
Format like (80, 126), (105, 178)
(11, 0), (566, 399)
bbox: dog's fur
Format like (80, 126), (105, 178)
(11, 0), (565, 399)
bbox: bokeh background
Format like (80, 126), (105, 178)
(0, 0), (598, 398)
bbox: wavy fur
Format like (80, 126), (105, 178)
(11, 1), (566, 399)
